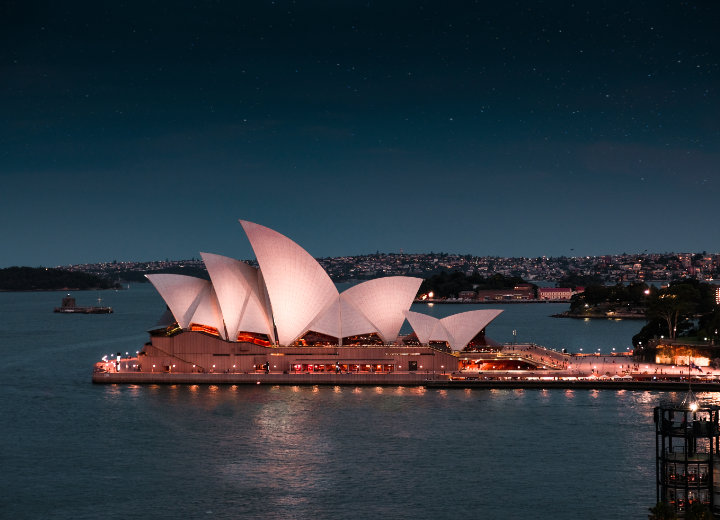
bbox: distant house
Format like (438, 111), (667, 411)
(476, 285), (534, 301)
(538, 287), (573, 300)
(458, 290), (476, 300)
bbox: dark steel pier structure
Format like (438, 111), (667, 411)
(655, 394), (720, 516)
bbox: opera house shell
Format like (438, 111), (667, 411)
(132, 220), (502, 376)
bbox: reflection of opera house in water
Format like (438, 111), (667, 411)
(95, 220), (506, 381)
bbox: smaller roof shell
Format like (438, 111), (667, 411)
(201, 252), (275, 341)
(341, 276), (422, 343)
(189, 285), (226, 339)
(145, 274), (212, 330)
(405, 308), (503, 350)
(440, 309), (503, 351)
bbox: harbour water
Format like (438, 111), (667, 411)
(0, 284), (701, 519)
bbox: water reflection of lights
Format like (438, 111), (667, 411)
(352, 387), (362, 394)
(374, 387), (384, 394)
(221, 390), (335, 502)
(632, 391), (655, 405)
(312, 385), (319, 393)
(697, 393), (720, 407)
(333, 386), (341, 393)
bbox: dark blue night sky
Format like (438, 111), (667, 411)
(1, 1), (718, 267)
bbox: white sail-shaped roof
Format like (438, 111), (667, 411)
(307, 296), (377, 340)
(405, 308), (503, 350)
(189, 285), (226, 339)
(305, 298), (342, 338)
(430, 320), (453, 345)
(145, 274), (212, 329)
(254, 270), (276, 340)
(146, 221), (499, 349)
(200, 252), (274, 341)
(339, 297), (380, 338)
(404, 310), (442, 345)
(440, 309), (503, 351)
(240, 220), (339, 345)
(341, 276), (422, 343)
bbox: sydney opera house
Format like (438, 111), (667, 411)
(94, 220), (505, 382)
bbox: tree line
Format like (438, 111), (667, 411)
(418, 271), (531, 299)
(570, 278), (720, 346)
(0, 267), (119, 291)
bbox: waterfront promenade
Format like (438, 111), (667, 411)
(92, 370), (720, 391)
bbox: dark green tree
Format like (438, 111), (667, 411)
(685, 502), (713, 520)
(0, 267), (117, 291)
(698, 307), (720, 344)
(648, 501), (676, 520)
(418, 271), (530, 299)
(647, 284), (700, 339)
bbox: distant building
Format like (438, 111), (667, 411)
(538, 287), (573, 300)
(653, 339), (720, 368)
(475, 284), (533, 301)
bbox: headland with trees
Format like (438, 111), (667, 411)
(0, 267), (120, 291)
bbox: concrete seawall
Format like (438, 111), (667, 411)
(93, 371), (720, 391)
(92, 372), (449, 386)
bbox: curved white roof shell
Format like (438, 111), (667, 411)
(240, 220), (339, 346)
(341, 276), (422, 343)
(304, 298), (342, 338)
(306, 296), (382, 340)
(189, 285), (226, 339)
(145, 274), (213, 330)
(200, 252), (275, 341)
(338, 297), (382, 338)
(441, 309), (503, 351)
(404, 310), (449, 345)
(405, 308), (503, 351)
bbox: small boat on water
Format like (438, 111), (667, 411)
(54, 295), (113, 314)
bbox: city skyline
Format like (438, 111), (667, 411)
(62, 249), (720, 287)
(1, 2), (718, 267)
